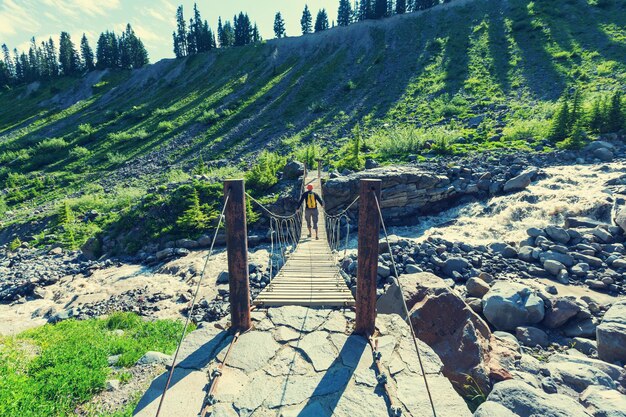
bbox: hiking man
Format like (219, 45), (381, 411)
(298, 184), (324, 239)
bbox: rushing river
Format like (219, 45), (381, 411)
(389, 162), (626, 246)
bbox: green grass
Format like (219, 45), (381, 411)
(0, 312), (190, 417)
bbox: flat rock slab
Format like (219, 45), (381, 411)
(133, 369), (209, 417)
(135, 307), (471, 417)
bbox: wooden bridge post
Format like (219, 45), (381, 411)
(355, 179), (382, 336)
(317, 158), (322, 179)
(224, 179), (251, 332)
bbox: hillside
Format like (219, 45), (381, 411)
(1, 0), (625, 253)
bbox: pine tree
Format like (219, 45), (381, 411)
(80, 34), (95, 71)
(175, 6), (188, 57)
(45, 38), (59, 77)
(549, 95), (570, 142)
(274, 12), (286, 38)
(359, 0), (373, 20)
(374, 0), (388, 17)
(396, 0), (407, 13)
(59, 32), (81, 75)
(252, 24), (262, 43)
(301, 5), (313, 34)
(315, 9), (329, 32)
(606, 91), (624, 133)
(2, 44), (14, 81)
(415, 0), (439, 10)
(177, 188), (210, 231)
(234, 12), (252, 46)
(588, 97), (606, 134)
(569, 89), (583, 132)
(338, 0), (353, 26)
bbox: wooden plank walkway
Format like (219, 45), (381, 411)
(253, 176), (355, 307)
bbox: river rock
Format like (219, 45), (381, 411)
(579, 385), (626, 417)
(544, 260), (566, 276)
(282, 160), (305, 179)
(503, 169), (537, 192)
(545, 226), (570, 244)
(393, 272), (512, 395)
(516, 326), (549, 348)
(542, 298), (581, 329)
(563, 318), (597, 338)
(489, 242), (518, 258)
(481, 380), (592, 417)
(593, 148), (614, 162)
(466, 277), (490, 298)
(482, 282), (545, 331)
(596, 299), (626, 363)
(615, 205), (626, 234)
(442, 257), (470, 278)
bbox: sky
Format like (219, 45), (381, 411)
(0, 0), (342, 62)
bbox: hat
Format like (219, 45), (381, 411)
(306, 184), (313, 190)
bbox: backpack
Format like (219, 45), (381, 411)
(306, 192), (317, 209)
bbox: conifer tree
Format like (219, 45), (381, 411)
(315, 9), (329, 32)
(80, 34), (95, 71)
(2, 44), (14, 80)
(606, 91), (624, 133)
(177, 188), (210, 231)
(396, 0), (407, 14)
(301, 5), (313, 34)
(175, 6), (188, 57)
(59, 32), (81, 75)
(46, 38), (59, 77)
(358, 0), (371, 20)
(234, 12), (252, 46)
(338, 0), (353, 26)
(374, 0), (388, 17)
(549, 95), (570, 142)
(252, 24), (262, 43)
(588, 97), (606, 134)
(274, 12), (286, 38)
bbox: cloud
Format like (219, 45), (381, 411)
(144, 7), (169, 23)
(0, 0), (40, 37)
(41, 0), (120, 19)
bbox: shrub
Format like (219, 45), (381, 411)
(9, 237), (21, 251)
(176, 188), (212, 231)
(198, 109), (220, 124)
(308, 101), (327, 113)
(344, 80), (357, 91)
(294, 143), (325, 168)
(69, 146), (91, 159)
(106, 152), (125, 165)
(152, 107), (173, 116)
(77, 123), (95, 137)
(336, 126), (365, 171)
(108, 129), (148, 142)
(245, 151), (286, 192)
(36, 138), (68, 152)
(502, 119), (549, 142)
(157, 121), (175, 132)
(372, 126), (425, 159)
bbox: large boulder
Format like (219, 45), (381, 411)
(503, 169), (537, 192)
(322, 166), (454, 225)
(596, 299), (626, 363)
(542, 297), (581, 329)
(579, 385), (626, 417)
(384, 273), (514, 396)
(615, 204), (626, 234)
(282, 160), (305, 180)
(482, 283), (545, 331)
(481, 380), (593, 417)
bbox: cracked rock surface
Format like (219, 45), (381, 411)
(133, 306), (471, 417)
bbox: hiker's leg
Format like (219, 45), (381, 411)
(313, 209), (319, 239)
(305, 209), (313, 237)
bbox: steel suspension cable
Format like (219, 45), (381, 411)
(373, 194), (438, 417)
(155, 191), (231, 417)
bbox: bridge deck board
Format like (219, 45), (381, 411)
(253, 175), (355, 307)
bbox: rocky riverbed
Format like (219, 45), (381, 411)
(1, 139), (626, 416)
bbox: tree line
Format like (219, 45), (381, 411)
(288, 0), (455, 37)
(173, 1), (454, 57)
(172, 3), (262, 58)
(549, 90), (625, 148)
(0, 24), (149, 87)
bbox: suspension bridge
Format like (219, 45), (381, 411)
(133, 167), (471, 417)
